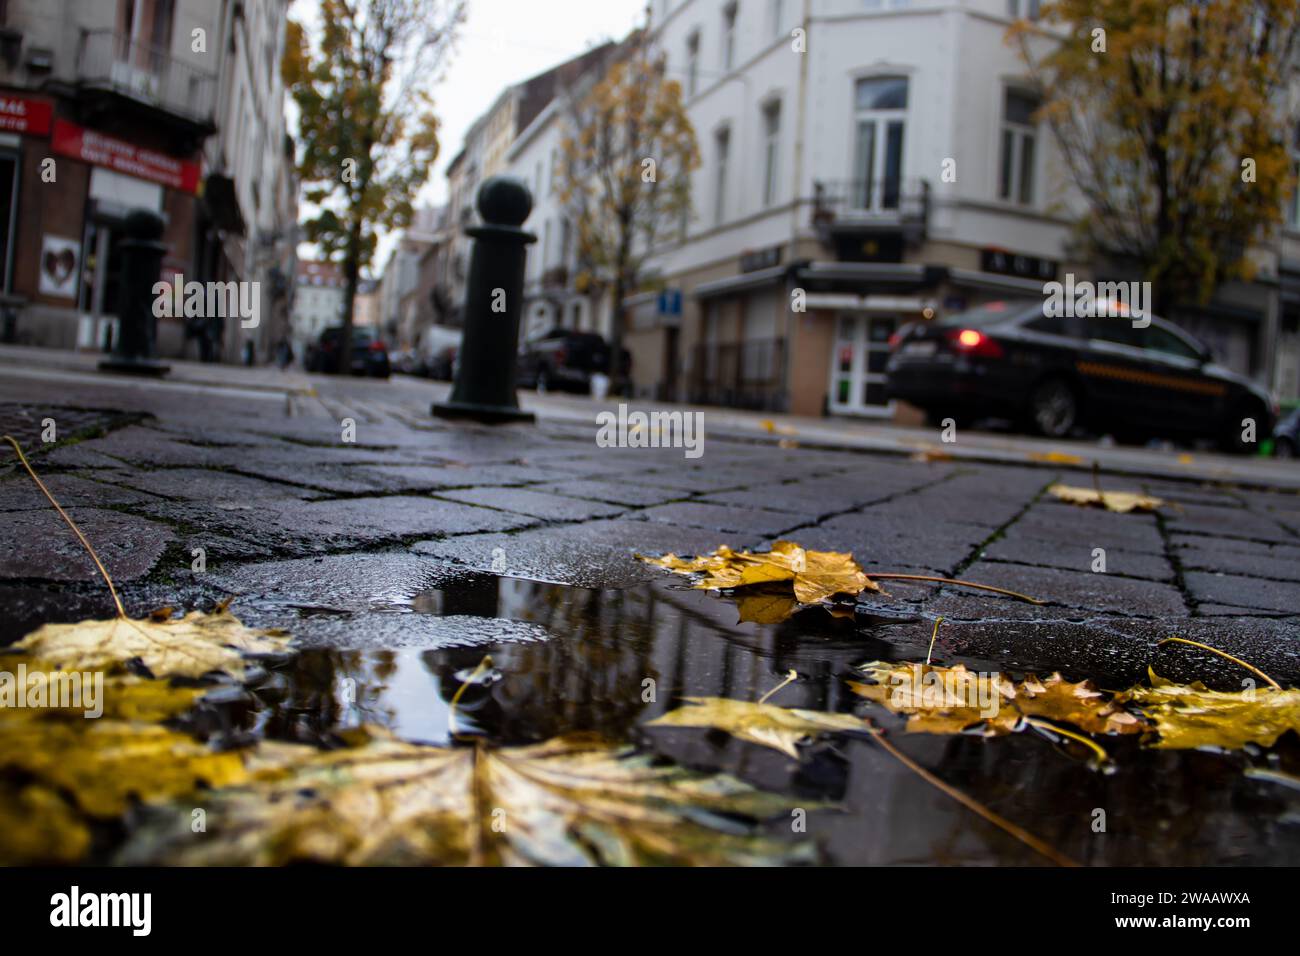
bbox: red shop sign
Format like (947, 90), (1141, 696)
(51, 119), (201, 194)
(0, 94), (52, 135)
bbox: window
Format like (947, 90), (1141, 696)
(1142, 325), (1203, 361)
(1083, 315), (1141, 348)
(1007, 0), (1041, 19)
(999, 87), (1039, 205)
(686, 31), (700, 96)
(722, 3), (738, 71)
(762, 101), (781, 206)
(714, 126), (731, 224)
(769, 0), (784, 38)
(852, 76), (908, 210)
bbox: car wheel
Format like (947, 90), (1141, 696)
(1027, 378), (1078, 438)
(1276, 437), (1295, 459)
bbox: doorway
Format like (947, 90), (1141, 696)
(828, 312), (898, 416)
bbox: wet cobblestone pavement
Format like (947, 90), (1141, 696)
(2, 368), (1299, 864)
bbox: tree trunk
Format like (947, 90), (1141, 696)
(339, 217), (363, 378)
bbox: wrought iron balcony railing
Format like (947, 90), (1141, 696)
(76, 30), (216, 126)
(812, 177), (929, 242)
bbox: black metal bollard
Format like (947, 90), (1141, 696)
(99, 208), (170, 377)
(432, 177), (536, 424)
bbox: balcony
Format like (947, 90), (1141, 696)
(688, 338), (787, 411)
(75, 30), (216, 138)
(812, 178), (929, 258)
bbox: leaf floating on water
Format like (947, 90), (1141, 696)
(641, 540), (877, 605)
(118, 729), (814, 866)
(14, 607), (292, 680)
(0, 781), (91, 865)
(849, 661), (1142, 739)
(733, 591), (801, 625)
(0, 719), (247, 820)
(647, 696), (873, 759)
(1117, 669), (1300, 751)
(1048, 483), (1163, 514)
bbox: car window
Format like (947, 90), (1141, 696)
(1023, 313), (1067, 335)
(1141, 325), (1201, 361)
(1082, 316), (1142, 348)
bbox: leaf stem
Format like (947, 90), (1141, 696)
(870, 574), (1044, 605)
(757, 669), (798, 705)
(3, 435), (126, 619)
(868, 724), (1079, 867)
(1156, 637), (1280, 690)
(448, 654), (494, 738)
(1024, 718), (1110, 764)
(925, 617), (944, 665)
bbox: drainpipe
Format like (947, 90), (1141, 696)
(785, 0), (813, 409)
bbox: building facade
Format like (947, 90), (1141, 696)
(290, 258), (343, 357)
(636, 0), (1299, 416)
(0, 0), (296, 363)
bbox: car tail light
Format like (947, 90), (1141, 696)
(369, 340), (386, 352)
(947, 328), (1004, 358)
(555, 349), (567, 365)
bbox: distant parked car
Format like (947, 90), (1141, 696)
(885, 300), (1275, 453)
(517, 329), (630, 394)
(389, 347), (420, 376)
(418, 325), (462, 381)
(1274, 408), (1300, 458)
(304, 326), (391, 378)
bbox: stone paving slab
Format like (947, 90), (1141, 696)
(0, 472), (160, 511)
(434, 487), (627, 522)
(980, 535), (1175, 582)
(1184, 570), (1300, 615)
(0, 507), (173, 582)
(636, 500), (814, 536)
(946, 561), (1188, 618)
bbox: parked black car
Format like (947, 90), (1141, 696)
(517, 329), (630, 393)
(885, 300), (1275, 453)
(304, 326), (391, 378)
(1274, 408), (1300, 458)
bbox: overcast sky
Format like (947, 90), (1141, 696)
(290, 0), (647, 267)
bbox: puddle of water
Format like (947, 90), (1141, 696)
(190, 572), (1300, 865)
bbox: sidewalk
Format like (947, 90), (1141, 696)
(1, 354), (1298, 688)
(2, 355), (1300, 865)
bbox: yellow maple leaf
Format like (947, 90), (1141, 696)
(641, 540), (876, 605)
(1048, 483), (1163, 514)
(1117, 669), (1300, 750)
(647, 696), (872, 759)
(15, 607), (292, 680)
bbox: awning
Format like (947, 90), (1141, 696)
(946, 267), (1045, 296)
(694, 265), (788, 300)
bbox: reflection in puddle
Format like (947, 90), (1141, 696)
(204, 573), (1300, 866)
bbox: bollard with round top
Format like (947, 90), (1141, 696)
(99, 208), (170, 377)
(432, 176), (537, 424)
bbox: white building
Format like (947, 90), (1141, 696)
(635, 0), (1298, 414)
(290, 259), (344, 357)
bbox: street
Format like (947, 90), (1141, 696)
(1, 345), (1298, 866)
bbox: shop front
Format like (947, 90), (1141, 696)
(0, 91), (204, 354)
